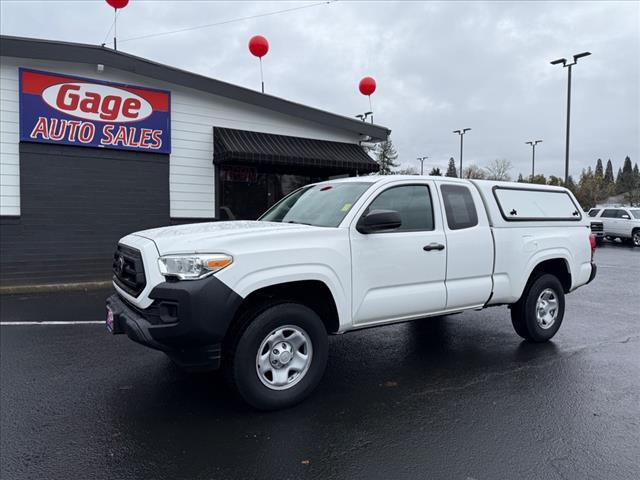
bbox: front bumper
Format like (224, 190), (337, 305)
(106, 275), (243, 369)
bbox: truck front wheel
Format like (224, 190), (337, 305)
(225, 303), (328, 410)
(510, 274), (565, 342)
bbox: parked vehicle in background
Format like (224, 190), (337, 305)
(591, 207), (640, 246)
(587, 209), (605, 244)
(106, 177), (597, 409)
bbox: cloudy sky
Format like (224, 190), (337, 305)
(1, 0), (638, 178)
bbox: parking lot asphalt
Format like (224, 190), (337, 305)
(1, 242), (639, 480)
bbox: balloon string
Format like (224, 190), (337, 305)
(259, 57), (264, 93)
(369, 95), (373, 123)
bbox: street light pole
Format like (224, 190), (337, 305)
(525, 140), (543, 180)
(453, 128), (471, 178)
(550, 52), (591, 184)
(416, 156), (428, 175)
(355, 111), (373, 122)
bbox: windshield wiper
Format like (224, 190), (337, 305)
(286, 220), (313, 226)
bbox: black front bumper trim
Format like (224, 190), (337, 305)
(106, 275), (243, 369)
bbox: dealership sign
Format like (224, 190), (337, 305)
(19, 68), (171, 154)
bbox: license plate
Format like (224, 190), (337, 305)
(106, 307), (115, 333)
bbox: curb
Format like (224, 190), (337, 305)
(0, 281), (112, 295)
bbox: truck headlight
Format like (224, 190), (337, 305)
(158, 254), (233, 280)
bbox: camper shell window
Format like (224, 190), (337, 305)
(492, 186), (582, 222)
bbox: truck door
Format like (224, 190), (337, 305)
(350, 181), (447, 326)
(437, 182), (494, 309)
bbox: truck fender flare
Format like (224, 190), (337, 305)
(517, 248), (573, 299)
(231, 264), (349, 330)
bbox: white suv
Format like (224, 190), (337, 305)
(592, 207), (640, 246)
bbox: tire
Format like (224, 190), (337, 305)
(631, 230), (640, 247)
(225, 303), (328, 410)
(510, 274), (565, 342)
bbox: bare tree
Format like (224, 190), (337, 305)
(485, 158), (512, 181)
(394, 166), (419, 175)
(463, 164), (486, 179)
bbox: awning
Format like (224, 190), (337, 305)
(214, 127), (379, 173)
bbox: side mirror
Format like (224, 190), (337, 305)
(357, 209), (402, 234)
(621, 214), (630, 219)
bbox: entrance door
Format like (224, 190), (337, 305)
(350, 182), (447, 325)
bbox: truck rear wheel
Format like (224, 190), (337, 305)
(510, 274), (565, 342)
(225, 303), (328, 410)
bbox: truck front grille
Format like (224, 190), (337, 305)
(590, 222), (604, 233)
(113, 244), (146, 297)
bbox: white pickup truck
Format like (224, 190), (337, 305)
(107, 176), (597, 409)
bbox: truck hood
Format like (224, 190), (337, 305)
(133, 220), (320, 255)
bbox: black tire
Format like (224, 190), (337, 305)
(631, 230), (640, 247)
(510, 274), (565, 342)
(225, 303), (328, 410)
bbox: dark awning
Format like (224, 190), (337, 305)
(214, 127), (379, 174)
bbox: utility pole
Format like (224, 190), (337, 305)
(550, 52), (591, 183)
(416, 156), (428, 175)
(525, 140), (543, 180)
(453, 128), (471, 178)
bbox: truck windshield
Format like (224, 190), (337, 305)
(630, 210), (640, 219)
(259, 182), (372, 227)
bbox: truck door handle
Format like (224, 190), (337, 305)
(423, 243), (445, 251)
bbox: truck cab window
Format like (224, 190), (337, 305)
(364, 185), (434, 232)
(440, 184), (478, 230)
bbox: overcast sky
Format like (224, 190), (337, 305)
(1, 0), (638, 178)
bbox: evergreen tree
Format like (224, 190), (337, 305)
(428, 167), (442, 176)
(627, 163), (640, 206)
(619, 156), (634, 193)
(594, 158), (604, 180)
(517, 173), (524, 183)
(445, 157), (458, 177)
(547, 175), (563, 186)
(604, 159), (614, 184)
(615, 167), (623, 193)
(374, 139), (399, 175)
(564, 175), (577, 193)
(530, 174), (547, 185)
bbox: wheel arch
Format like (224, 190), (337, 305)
(229, 279), (342, 338)
(517, 255), (573, 301)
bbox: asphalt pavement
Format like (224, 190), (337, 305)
(1, 242), (639, 480)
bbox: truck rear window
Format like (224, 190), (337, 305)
(493, 187), (582, 221)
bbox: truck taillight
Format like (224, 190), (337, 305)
(589, 233), (596, 260)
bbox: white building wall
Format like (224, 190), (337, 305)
(0, 60), (20, 216)
(0, 56), (364, 218)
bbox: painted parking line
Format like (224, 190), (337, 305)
(0, 321), (104, 326)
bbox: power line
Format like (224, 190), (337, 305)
(113, 1), (337, 45)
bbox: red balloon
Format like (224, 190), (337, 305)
(106, 0), (129, 8)
(249, 35), (269, 58)
(359, 76), (376, 96)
